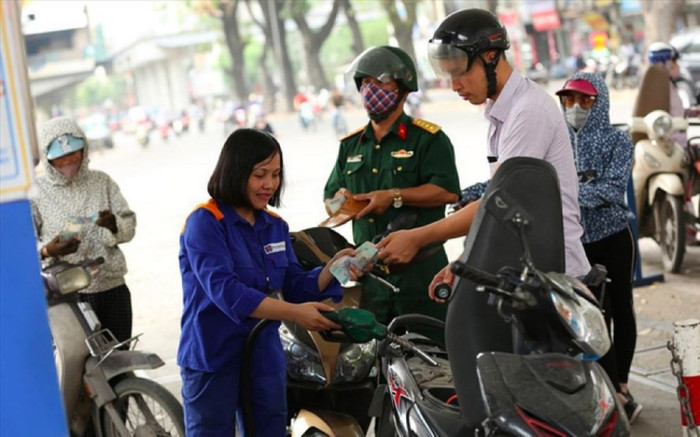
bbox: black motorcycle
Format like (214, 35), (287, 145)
(369, 157), (630, 436)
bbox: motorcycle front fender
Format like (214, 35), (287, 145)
(290, 408), (364, 437)
(647, 173), (685, 205)
(87, 349), (164, 382)
(83, 350), (165, 408)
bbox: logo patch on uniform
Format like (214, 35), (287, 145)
(264, 241), (286, 254)
(391, 149), (414, 158)
(347, 154), (363, 163)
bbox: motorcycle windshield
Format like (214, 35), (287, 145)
(445, 157), (566, 428)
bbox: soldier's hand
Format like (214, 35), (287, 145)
(354, 189), (393, 219)
(44, 235), (80, 258)
(96, 210), (117, 234)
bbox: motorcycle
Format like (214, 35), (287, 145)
(134, 121), (150, 147)
(284, 226), (376, 437)
(44, 257), (185, 436)
(629, 110), (700, 272)
(609, 57), (640, 90)
(371, 157), (629, 436)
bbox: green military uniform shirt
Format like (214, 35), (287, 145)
(323, 112), (460, 328)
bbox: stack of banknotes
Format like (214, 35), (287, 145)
(330, 241), (378, 284)
(58, 214), (97, 241)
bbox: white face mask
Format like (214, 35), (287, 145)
(565, 104), (590, 130)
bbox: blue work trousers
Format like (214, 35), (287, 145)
(181, 364), (287, 436)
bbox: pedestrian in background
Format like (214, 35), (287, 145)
(556, 72), (641, 424)
(323, 45), (461, 337)
(178, 128), (360, 436)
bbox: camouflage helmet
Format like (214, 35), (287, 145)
(348, 45), (418, 92)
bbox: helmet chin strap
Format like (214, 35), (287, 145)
(480, 52), (502, 99)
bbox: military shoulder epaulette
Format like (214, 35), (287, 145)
(339, 126), (364, 141)
(412, 118), (441, 134)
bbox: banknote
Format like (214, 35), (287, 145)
(330, 255), (354, 284)
(58, 215), (98, 241)
(325, 193), (347, 215)
(350, 241), (378, 270)
(329, 242), (379, 284)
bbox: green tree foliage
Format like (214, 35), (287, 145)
(321, 18), (389, 88)
(71, 75), (127, 109)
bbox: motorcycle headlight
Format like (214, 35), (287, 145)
(547, 274), (610, 358)
(43, 265), (91, 297)
(280, 326), (326, 385)
(651, 113), (673, 139)
(334, 340), (377, 384)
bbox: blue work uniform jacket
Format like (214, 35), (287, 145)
(177, 199), (342, 373)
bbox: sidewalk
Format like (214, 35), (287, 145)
(625, 239), (700, 436)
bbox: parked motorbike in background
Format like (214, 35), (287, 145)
(44, 258), (185, 436)
(134, 121), (150, 147)
(629, 110), (700, 272)
(609, 55), (640, 90)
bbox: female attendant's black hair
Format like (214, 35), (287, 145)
(207, 128), (284, 208)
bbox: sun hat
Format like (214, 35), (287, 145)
(555, 79), (598, 96)
(46, 134), (85, 160)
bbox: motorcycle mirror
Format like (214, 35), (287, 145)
(372, 211), (418, 244)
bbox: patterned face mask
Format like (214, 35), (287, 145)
(360, 82), (401, 121)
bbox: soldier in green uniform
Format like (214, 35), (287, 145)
(323, 46), (460, 335)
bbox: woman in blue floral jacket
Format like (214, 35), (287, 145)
(556, 72), (641, 424)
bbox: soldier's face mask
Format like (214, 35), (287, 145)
(360, 82), (401, 121)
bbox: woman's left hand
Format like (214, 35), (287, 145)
(329, 247), (372, 281)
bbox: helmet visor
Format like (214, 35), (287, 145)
(428, 41), (471, 79)
(345, 47), (411, 91)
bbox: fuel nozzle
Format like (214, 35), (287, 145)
(320, 307), (387, 343)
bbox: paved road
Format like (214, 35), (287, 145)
(87, 83), (699, 436)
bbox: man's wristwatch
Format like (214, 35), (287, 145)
(392, 188), (403, 208)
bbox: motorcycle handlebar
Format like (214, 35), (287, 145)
(450, 261), (504, 289)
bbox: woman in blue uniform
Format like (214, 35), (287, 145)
(178, 128), (358, 436)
